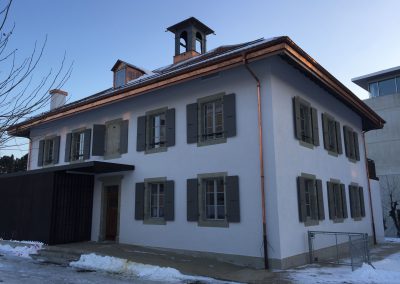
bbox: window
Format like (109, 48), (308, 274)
(149, 182), (165, 219)
(297, 175), (324, 225)
(327, 181), (347, 221)
(349, 185), (365, 219)
(179, 31), (188, 54)
(201, 98), (224, 141)
(343, 126), (360, 161)
(186, 93), (236, 146)
(134, 179), (174, 224)
(203, 177), (225, 220)
(293, 97), (319, 147)
(368, 76), (400, 98)
(92, 120), (129, 158)
(186, 174), (240, 227)
(148, 111), (166, 150)
(379, 78), (396, 96)
(37, 136), (60, 167)
(71, 131), (85, 161)
(322, 113), (342, 155)
(136, 108), (175, 153)
(114, 68), (126, 88)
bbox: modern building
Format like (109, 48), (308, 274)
(2, 18), (385, 269)
(353, 67), (400, 237)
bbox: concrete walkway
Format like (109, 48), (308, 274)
(49, 241), (400, 284)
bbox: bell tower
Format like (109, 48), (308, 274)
(167, 17), (214, 64)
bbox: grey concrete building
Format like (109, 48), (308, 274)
(353, 67), (400, 237)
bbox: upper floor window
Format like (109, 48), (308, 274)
(187, 93), (236, 146)
(293, 96), (319, 147)
(369, 76), (400, 97)
(65, 129), (91, 162)
(343, 126), (360, 162)
(136, 108), (175, 154)
(92, 119), (129, 158)
(37, 136), (60, 167)
(322, 113), (342, 155)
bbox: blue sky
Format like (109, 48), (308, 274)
(3, 0), (400, 157)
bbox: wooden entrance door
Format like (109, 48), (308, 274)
(105, 185), (119, 241)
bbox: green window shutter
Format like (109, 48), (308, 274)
(343, 126), (350, 158)
(359, 186), (365, 217)
(223, 93), (237, 138)
(187, 178), (199, 221)
(349, 185), (355, 218)
(297, 176), (307, 222)
(226, 175), (240, 222)
(136, 116), (146, 152)
(120, 120), (129, 154)
(135, 182), (145, 220)
(293, 97), (302, 140)
(340, 184), (348, 218)
(164, 180), (175, 221)
(64, 133), (72, 162)
(186, 103), (198, 144)
(311, 107), (319, 146)
(92, 124), (106, 156)
(166, 108), (175, 147)
(53, 136), (61, 164)
(322, 113), (329, 150)
(335, 121), (343, 155)
(327, 181), (335, 220)
(316, 179), (325, 220)
(354, 132), (360, 161)
(37, 140), (45, 167)
(83, 129), (92, 160)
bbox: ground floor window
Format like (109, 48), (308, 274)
(327, 181), (347, 221)
(203, 177), (225, 220)
(149, 182), (165, 218)
(297, 175), (325, 226)
(349, 185), (365, 219)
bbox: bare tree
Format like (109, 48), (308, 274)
(381, 175), (400, 237)
(0, 0), (72, 149)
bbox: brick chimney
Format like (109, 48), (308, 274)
(49, 89), (68, 110)
(166, 17), (214, 64)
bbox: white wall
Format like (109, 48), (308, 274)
(370, 179), (385, 243)
(264, 57), (374, 259)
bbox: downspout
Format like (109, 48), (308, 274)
(362, 131), (377, 245)
(243, 55), (269, 269)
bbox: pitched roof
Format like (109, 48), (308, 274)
(8, 36), (385, 137)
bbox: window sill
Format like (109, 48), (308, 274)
(353, 217), (362, 221)
(327, 150), (339, 157)
(347, 157), (358, 163)
(104, 153), (122, 160)
(143, 218), (166, 225)
(304, 219), (319, 227)
(198, 219), (229, 228)
(331, 218), (344, 223)
(145, 147), (167, 155)
(69, 158), (87, 164)
(197, 137), (227, 147)
(299, 140), (314, 149)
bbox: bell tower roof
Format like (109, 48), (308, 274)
(166, 17), (214, 35)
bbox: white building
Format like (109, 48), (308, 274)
(8, 18), (385, 269)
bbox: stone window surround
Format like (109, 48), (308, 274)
(143, 177), (167, 225)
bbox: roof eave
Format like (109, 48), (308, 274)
(7, 36), (384, 136)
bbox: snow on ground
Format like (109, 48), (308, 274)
(385, 237), (400, 243)
(71, 253), (235, 283)
(0, 240), (43, 258)
(288, 238), (400, 284)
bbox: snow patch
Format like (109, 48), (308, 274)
(385, 237), (400, 243)
(70, 253), (234, 283)
(0, 241), (43, 258)
(288, 251), (400, 283)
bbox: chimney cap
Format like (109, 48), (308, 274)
(49, 89), (68, 96)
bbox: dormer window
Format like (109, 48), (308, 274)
(115, 67), (126, 88)
(111, 60), (146, 88)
